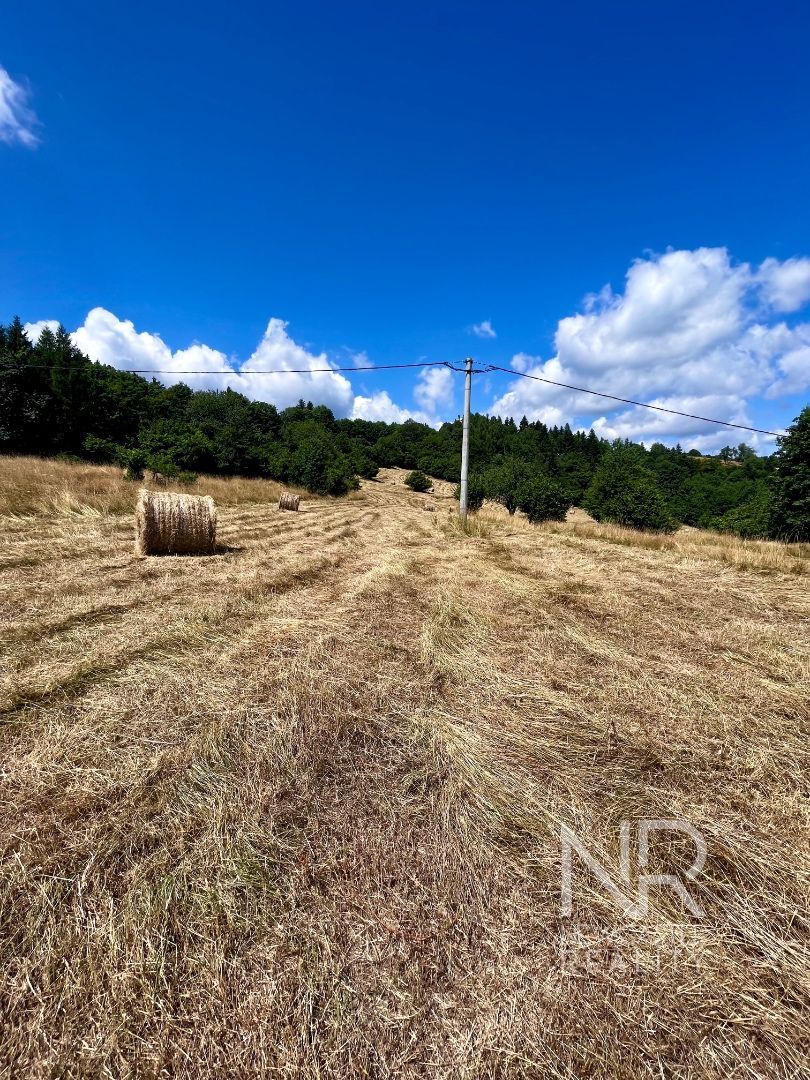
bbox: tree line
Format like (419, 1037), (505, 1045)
(1, 317), (807, 539)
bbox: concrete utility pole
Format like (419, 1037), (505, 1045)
(459, 356), (473, 520)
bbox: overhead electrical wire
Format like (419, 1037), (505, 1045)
(5, 360), (455, 375)
(1, 356), (782, 437)
(484, 365), (781, 437)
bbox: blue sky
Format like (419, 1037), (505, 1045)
(2, 1), (809, 449)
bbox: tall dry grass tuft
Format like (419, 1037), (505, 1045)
(440, 510), (496, 539)
(0, 456), (296, 518)
(542, 516), (808, 574)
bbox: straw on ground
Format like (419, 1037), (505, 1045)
(0, 458), (807, 1078)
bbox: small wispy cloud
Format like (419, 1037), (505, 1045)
(471, 319), (497, 339)
(0, 65), (40, 148)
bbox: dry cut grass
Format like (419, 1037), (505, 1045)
(0, 455), (295, 517)
(543, 517), (809, 576)
(0, 460), (808, 1078)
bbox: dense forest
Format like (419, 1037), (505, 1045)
(1, 317), (807, 539)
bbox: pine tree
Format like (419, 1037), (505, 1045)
(0, 317), (44, 451)
(6, 315), (31, 355)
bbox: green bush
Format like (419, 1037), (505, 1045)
(404, 470), (432, 493)
(123, 449), (147, 482)
(713, 488), (772, 538)
(468, 475), (487, 512)
(355, 455), (379, 480)
(770, 406), (810, 542)
(286, 427), (356, 495)
(146, 453), (180, 479)
(484, 458), (529, 514)
(516, 476), (571, 523)
(453, 474), (486, 512)
(82, 434), (127, 465)
(584, 443), (677, 532)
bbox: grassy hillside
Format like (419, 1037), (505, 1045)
(0, 454), (299, 517)
(3, 318), (789, 536)
(0, 458), (808, 1077)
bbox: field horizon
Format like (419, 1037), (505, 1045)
(0, 455), (808, 1077)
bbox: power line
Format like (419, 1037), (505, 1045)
(1, 360), (456, 375)
(485, 365), (782, 438)
(0, 355), (782, 437)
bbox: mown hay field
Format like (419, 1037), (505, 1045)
(0, 456), (808, 1078)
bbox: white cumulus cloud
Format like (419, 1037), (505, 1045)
(33, 307), (429, 422)
(553, 248), (749, 382)
(240, 318), (354, 414)
(489, 247), (810, 451)
(72, 308), (178, 373)
(590, 394), (753, 446)
(350, 366), (454, 427)
(351, 391), (435, 425)
(414, 365), (454, 413)
(70, 309), (354, 414)
(756, 256), (810, 313)
(0, 65), (40, 148)
(24, 319), (59, 343)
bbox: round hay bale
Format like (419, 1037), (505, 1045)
(278, 492), (300, 512)
(135, 490), (217, 556)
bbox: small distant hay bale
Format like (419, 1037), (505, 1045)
(135, 490), (217, 556)
(566, 506), (596, 524)
(278, 492), (300, 512)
